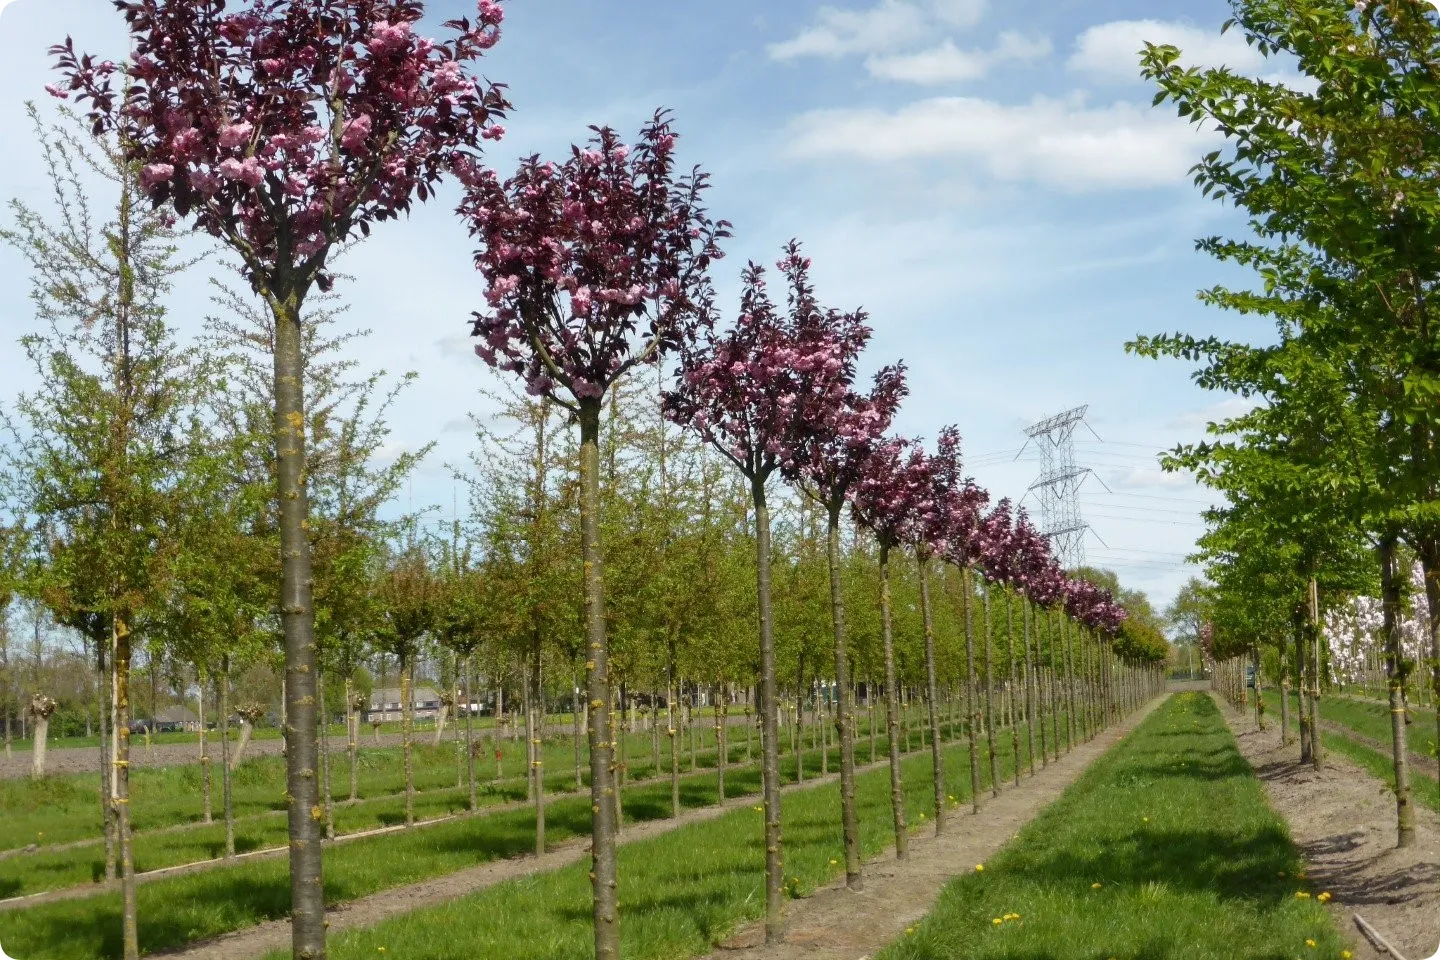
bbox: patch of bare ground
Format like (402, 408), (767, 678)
(704, 697), (1165, 960)
(1218, 695), (1440, 960)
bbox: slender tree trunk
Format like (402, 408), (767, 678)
(1048, 609), (1061, 762)
(1279, 628), (1292, 746)
(465, 659), (477, 811)
(218, 664), (235, 858)
(716, 683), (729, 805)
(1005, 591), (1021, 787)
(271, 294), (325, 960)
(1381, 536), (1417, 848)
(98, 637), (116, 881)
(1064, 616), (1078, 753)
(1308, 578), (1324, 770)
(113, 612), (139, 960)
(668, 646), (680, 819)
(823, 506), (852, 898)
(751, 474), (786, 942)
(962, 566), (981, 812)
(1023, 598), (1037, 775)
(917, 551), (945, 835)
(320, 668), (334, 841)
(1295, 610), (1312, 764)
(981, 580), (999, 796)
(198, 673), (212, 824)
(531, 636), (545, 855)
(346, 678), (359, 803)
(402, 656), (415, 828)
(1253, 646), (1266, 730)
(877, 543), (908, 859)
(579, 401), (620, 960)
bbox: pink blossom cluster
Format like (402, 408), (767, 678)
(463, 111), (728, 406)
(53, 0), (509, 287)
(665, 241), (866, 478)
(849, 437), (937, 551)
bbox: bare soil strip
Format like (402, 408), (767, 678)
(702, 698), (1165, 960)
(1219, 696), (1440, 960)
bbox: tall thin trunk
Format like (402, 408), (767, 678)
(198, 671), (212, 824)
(97, 636), (116, 881)
(465, 657), (478, 811)
(1064, 615), (1078, 753)
(1308, 578), (1324, 770)
(1005, 591), (1021, 787)
(532, 635), (545, 855)
(877, 542), (908, 859)
(1295, 610), (1312, 764)
(917, 551), (945, 835)
(751, 474), (786, 942)
(716, 683), (729, 804)
(1253, 645), (1266, 730)
(1048, 609), (1061, 762)
(962, 566), (981, 812)
(113, 612), (138, 960)
(219, 663), (235, 858)
(825, 503), (862, 890)
(402, 657), (415, 827)
(1023, 598), (1037, 775)
(981, 580), (999, 796)
(320, 668), (334, 841)
(668, 646), (680, 818)
(346, 678), (359, 803)
(272, 293), (325, 960)
(579, 400), (620, 960)
(1381, 536), (1417, 848)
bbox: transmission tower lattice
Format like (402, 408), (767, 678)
(1021, 405), (1094, 569)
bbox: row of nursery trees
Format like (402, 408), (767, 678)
(20, 2), (1166, 958)
(1129, 0), (1440, 852)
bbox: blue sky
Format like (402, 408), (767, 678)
(0, 0), (1281, 612)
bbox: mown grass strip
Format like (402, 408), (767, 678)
(0, 717), (1000, 960)
(264, 729), (1037, 960)
(879, 693), (1346, 960)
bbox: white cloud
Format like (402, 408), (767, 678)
(1165, 397), (1259, 432)
(1069, 19), (1267, 83)
(767, 0), (988, 61)
(785, 94), (1219, 190)
(865, 32), (1051, 84)
(928, 0), (987, 28)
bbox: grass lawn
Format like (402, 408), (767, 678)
(263, 729), (1034, 960)
(0, 718), (756, 853)
(0, 715), (1002, 960)
(879, 693), (1346, 960)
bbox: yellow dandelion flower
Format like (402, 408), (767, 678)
(1295, 891), (1311, 899)
(1317, 892), (1331, 903)
(829, 859), (838, 866)
(906, 927), (915, 935)
(1305, 940), (1316, 948)
(1092, 882), (1103, 889)
(992, 918), (1003, 925)
(1342, 951), (1353, 959)
(975, 864), (984, 872)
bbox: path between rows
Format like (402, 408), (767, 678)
(1315, 716), (1440, 781)
(150, 727), (973, 960)
(701, 696), (1164, 960)
(1218, 696), (1440, 960)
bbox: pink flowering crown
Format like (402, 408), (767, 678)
(53, 0), (510, 290)
(462, 109), (728, 408)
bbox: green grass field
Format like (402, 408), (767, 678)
(272, 731), (1017, 960)
(0, 713), (1002, 960)
(878, 693), (1347, 960)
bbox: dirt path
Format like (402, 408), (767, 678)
(1219, 697), (1440, 960)
(702, 697), (1164, 960)
(149, 726), (980, 960)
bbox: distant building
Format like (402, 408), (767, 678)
(366, 686), (443, 724)
(154, 706), (201, 732)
